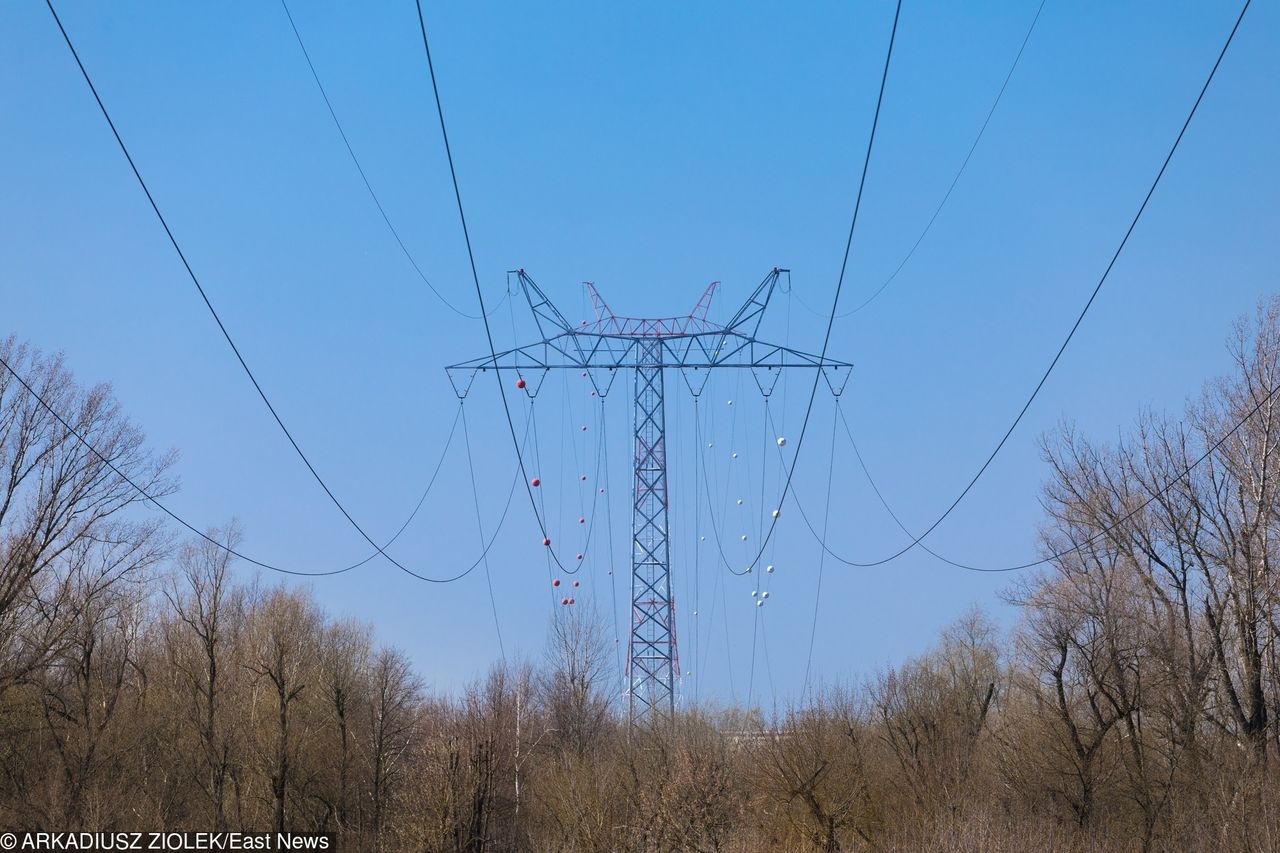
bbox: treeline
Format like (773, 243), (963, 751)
(2, 301), (1280, 851)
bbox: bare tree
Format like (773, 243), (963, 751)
(161, 526), (247, 830)
(0, 338), (173, 696)
(540, 605), (611, 757)
(242, 587), (319, 833)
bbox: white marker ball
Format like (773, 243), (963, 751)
(776, 437), (787, 447)
(766, 564), (775, 573)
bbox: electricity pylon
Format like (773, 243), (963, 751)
(446, 269), (851, 725)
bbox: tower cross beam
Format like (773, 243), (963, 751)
(445, 269), (851, 725)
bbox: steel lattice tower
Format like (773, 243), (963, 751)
(447, 269), (850, 725)
(630, 338), (675, 718)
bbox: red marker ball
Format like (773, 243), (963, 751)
(580, 474), (587, 481)
(573, 580), (580, 588)
(531, 477), (541, 487)
(561, 597), (569, 605)
(516, 377), (526, 389)
(578, 517), (585, 524)
(576, 553), (583, 560)
(568, 597), (575, 605)
(553, 578), (560, 587)
(542, 537), (551, 546)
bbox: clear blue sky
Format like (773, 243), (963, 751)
(3, 1), (1277, 707)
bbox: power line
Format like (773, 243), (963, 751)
(461, 403), (506, 659)
(729, 0), (904, 577)
(794, 0), (1048, 320)
(277, 0), (503, 321)
(412, 0), (568, 573)
(0, 349), (521, 582)
(801, 400), (841, 699)
(823, 379), (1280, 574)
(783, 0), (1252, 570)
(44, 0), (477, 584)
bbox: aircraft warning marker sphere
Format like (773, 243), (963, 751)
(580, 474), (587, 481)
(731, 452), (738, 459)
(516, 377), (526, 389)
(561, 597), (569, 605)
(576, 553), (583, 560)
(707, 442), (713, 448)
(772, 509), (780, 519)
(553, 578), (560, 587)
(578, 517), (585, 524)
(736, 498), (743, 505)
(568, 597), (575, 605)
(543, 537), (551, 546)
(762, 591), (770, 599)
(727, 399), (733, 405)
(531, 477), (541, 487)
(776, 436), (787, 447)
(756, 600), (763, 607)
(581, 425), (587, 431)
(766, 564), (775, 573)
(751, 590), (758, 597)
(740, 534), (747, 541)
(573, 580), (580, 588)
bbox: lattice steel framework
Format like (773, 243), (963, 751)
(631, 338), (675, 718)
(447, 269), (851, 725)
